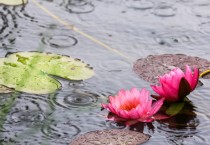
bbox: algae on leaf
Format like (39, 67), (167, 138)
(0, 52), (94, 94)
(0, 59), (61, 94)
(6, 52), (94, 80)
(0, 0), (28, 6)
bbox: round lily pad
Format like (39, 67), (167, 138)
(133, 54), (210, 84)
(0, 59), (61, 94)
(0, 0), (28, 6)
(0, 52), (94, 94)
(6, 51), (94, 81)
(69, 129), (150, 145)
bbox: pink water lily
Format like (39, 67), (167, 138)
(101, 88), (165, 124)
(151, 65), (199, 102)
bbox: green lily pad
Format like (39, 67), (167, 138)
(0, 59), (61, 94)
(6, 52), (94, 81)
(0, 52), (94, 94)
(0, 0), (28, 6)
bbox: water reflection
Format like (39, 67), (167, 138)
(157, 101), (200, 144)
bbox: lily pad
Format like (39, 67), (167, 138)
(0, 85), (13, 94)
(6, 52), (94, 81)
(0, 59), (61, 94)
(0, 52), (94, 94)
(0, 0), (28, 6)
(133, 54), (210, 83)
(69, 129), (150, 145)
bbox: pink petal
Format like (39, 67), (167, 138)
(139, 88), (150, 105)
(117, 110), (130, 119)
(149, 98), (164, 116)
(171, 74), (181, 90)
(191, 66), (199, 90)
(162, 83), (179, 102)
(128, 108), (140, 119)
(184, 65), (193, 87)
(151, 85), (168, 97)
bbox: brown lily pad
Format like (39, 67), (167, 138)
(69, 129), (150, 145)
(133, 54), (210, 84)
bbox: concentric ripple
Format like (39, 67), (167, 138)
(192, 5), (210, 18)
(0, 6), (18, 48)
(61, 0), (95, 14)
(152, 3), (177, 17)
(153, 28), (194, 47)
(41, 35), (78, 49)
(198, 22), (210, 35)
(5, 94), (52, 128)
(9, 110), (45, 125)
(41, 119), (80, 143)
(13, 5), (37, 22)
(49, 90), (99, 109)
(126, 0), (154, 10)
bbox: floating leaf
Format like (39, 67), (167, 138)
(6, 52), (94, 81)
(69, 129), (150, 145)
(0, 0), (28, 6)
(0, 52), (94, 94)
(165, 102), (185, 116)
(0, 59), (61, 94)
(133, 54), (210, 83)
(0, 85), (13, 94)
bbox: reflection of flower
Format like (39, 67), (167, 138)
(151, 65), (199, 102)
(102, 88), (164, 124)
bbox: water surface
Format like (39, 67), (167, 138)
(0, 0), (210, 144)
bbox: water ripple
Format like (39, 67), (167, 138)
(153, 28), (195, 47)
(41, 119), (80, 143)
(105, 120), (126, 129)
(192, 5), (210, 18)
(152, 3), (177, 17)
(41, 35), (78, 49)
(0, 6), (18, 48)
(5, 94), (53, 128)
(12, 5), (38, 22)
(198, 22), (210, 35)
(60, 0), (95, 14)
(126, 0), (154, 10)
(49, 90), (99, 109)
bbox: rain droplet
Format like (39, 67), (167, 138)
(152, 3), (177, 17)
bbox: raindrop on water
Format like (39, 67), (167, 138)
(41, 35), (78, 49)
(152, 3), (177, 17)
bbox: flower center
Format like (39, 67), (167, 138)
(119, 100), (139, 111)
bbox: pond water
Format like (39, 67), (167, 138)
(0, 0), (210, 144)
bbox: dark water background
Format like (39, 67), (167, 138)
(0, 0), (210, 144)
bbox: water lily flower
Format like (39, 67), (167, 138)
(151, 65), (199, 102)
(101, 88), (165, 124)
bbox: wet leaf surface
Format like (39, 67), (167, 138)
(133, 54), (210, 84)
(69, 129), (150, 145)
(0, 52), (94, 94)
(0, 0), (28, 6)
